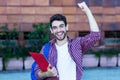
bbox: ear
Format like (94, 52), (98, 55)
(50, 27), (53, 34)
(66, 24), (69, 31)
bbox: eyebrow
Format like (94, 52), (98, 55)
(52, 24), (65, 27)
(60, 24), (65, 26)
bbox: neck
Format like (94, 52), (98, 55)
(56, 36), (68, 46)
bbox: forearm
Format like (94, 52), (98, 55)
(78, 2), (100, 32)
(34, 65), (45, 79)
(86, 10), (99, 32)
(35, 64), (49, 79)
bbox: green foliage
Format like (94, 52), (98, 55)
(0, 25), (19, 40)
(28, 23), (49, 40)
(95, 48), (120, 58)
(0, 25), (19, 58)
(25, 23), (50, 52)
(0, 25), (20, 70)
(0, 23), (50, 70)
(84, 49), (96, 54)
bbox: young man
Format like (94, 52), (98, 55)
(34, 2), (100, 80)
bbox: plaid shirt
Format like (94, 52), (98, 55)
(35, 32), (100, 80)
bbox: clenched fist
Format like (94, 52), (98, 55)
(78, 1), (91, 14)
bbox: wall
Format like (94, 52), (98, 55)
(0, 0), (120, 46)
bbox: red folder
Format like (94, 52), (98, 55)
(29, 52), (58, 78)
(29, 52), (49, 72)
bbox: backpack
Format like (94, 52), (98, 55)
(31, 43), (50, 80)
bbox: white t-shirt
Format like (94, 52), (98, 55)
(55, 42), (76, 80)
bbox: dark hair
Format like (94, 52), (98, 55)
(50, 14), (67, 27)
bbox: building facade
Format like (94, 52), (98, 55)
(0, 0), (120, 49)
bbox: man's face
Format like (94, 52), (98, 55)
(50, 20), (68, 41)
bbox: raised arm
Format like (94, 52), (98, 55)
(78, 2), (100, 32)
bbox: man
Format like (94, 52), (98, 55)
(34, 2), (100, 80)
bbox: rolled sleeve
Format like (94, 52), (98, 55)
(80, 31), (101, 53)
(34, 64), (42, 80)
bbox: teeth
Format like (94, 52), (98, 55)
(56, 32), (63, 36)
(57, 32), (63, 36)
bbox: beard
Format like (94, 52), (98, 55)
(55, 31), (67, 41)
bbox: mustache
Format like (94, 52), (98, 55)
(55, 31), (64, 34)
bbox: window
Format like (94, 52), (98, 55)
(90, 0), (103, 6)
(0, 32), (18, 40)
(76, 0), (90, 6)
(105, 31), (120, 45)
(24, 32), (30, 39)
(105, 31), (120, 38)
(76, 0), (117, 6)
(79, 31), (90, 37)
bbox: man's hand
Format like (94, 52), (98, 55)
(38, 64), (58, 78)
(45, 65), (58, 77)
(77, 2), (91, 14)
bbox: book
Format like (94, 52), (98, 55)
(29, 52), (49, 72)
(29, 52), (58, 78)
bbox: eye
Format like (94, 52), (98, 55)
(52, 26), (57, 30)
(59, 24), (65, 28)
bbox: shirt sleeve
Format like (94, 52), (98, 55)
(80, 32), (101, 53)
(34, 64), (42, 80)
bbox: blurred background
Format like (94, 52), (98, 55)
(0, 0), (120, 80)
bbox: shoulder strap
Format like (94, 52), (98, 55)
(31, 43), (50, 80)
(31, 62), (38, 80)
(43, 43), (50, 60)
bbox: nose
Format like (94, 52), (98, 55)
(56, 27), (61, 32)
